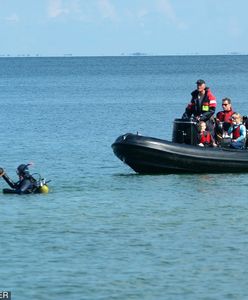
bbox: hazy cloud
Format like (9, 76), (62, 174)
(5, 13), (19, 23)
(47, 0), (118, 22)
(97, 0), (118, 21)
(157, 0), (187, 30)
(48, 0), (69, 18)
(45, 0), (187, 28)
(137, 8), (149, 19)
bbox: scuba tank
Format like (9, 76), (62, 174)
(31, 173), (50, 193)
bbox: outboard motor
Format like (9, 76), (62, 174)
(172, 118), (198, 145)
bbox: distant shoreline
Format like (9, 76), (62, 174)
(0, 53), (247, 58)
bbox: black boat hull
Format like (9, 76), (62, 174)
(112, 133), (248, 174)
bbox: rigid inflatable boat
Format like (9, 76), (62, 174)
(111, 119), (248, 174)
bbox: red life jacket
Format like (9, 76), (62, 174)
(232, 125), (241, 139)
(199, 131), (212, 145)
(216, 110), (234, 123)
(188, 88), (217, 116)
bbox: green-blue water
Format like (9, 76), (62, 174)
(1, 56), (248, 299)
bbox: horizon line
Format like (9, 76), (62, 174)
(0, 52), (247, 58)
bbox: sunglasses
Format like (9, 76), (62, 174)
(222, 103), (229, 106)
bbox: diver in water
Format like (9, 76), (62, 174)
(0, 163), (49, 194)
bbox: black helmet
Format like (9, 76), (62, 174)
(17, 164), (30, 177)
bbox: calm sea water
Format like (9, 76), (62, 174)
(1, 56), (248, 299)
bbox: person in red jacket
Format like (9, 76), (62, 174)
(198, 121), (217, 147)
(216, 97), (234, 131)
(182, 79), (217, 136)
(215, 97), (235, 144)
(216, 97), (234, 123)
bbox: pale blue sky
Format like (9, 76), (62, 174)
(0, 0), (248, 56)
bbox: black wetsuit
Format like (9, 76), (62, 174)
(2, 173), (38, 194)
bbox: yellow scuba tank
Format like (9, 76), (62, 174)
(39, 184), (49, 194)
(32, 174), (50, 194)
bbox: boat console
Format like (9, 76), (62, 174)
(172, 118), (198, 145)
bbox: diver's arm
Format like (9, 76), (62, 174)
(1, 172), (17, 189)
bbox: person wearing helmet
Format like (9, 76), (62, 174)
(0, 163), (49, 194)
